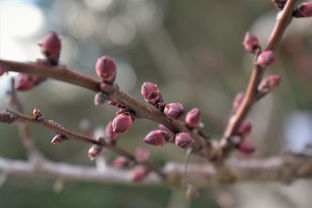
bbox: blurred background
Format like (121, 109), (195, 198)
(1, 0), (312, 207)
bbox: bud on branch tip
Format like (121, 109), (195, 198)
(95, 56), (117, 83)
(39, 31), (61, 64)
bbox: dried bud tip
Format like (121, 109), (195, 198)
(39, 31), (61, 64)
(135, 147), (150, 162)
(238, 141), (256, 155)
(143, 130), (166, 146)
(0, 110), (16, 124)
(257, 51), (275, 67)
(164, 103), (185, 120)
(130, 166), (147, 182)
(88, 144), (103, 160)
(51, 134), (67, 144)
(175, 132), (194, 149)
(94, 92), (108, 106)
(32, 108), (43, 121)
(141, 82), (161, 105)
(112, 113), (133, 133)
(185, 108), (201, 128)
(243, 32), (260, 53)
(293, 2), (312, 18)
(239, 121), (252, 138)
(232, 92), (245, 111)
(186, 184), (200, 200)
(112, 156), (128, 168)
(95, 56), (117, 83)
(105, 121), (118, 142)
(14, 73), (33, 91)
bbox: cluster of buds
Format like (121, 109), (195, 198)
(243, 32), (261, 54)
(0, 110), (16, 124)
(293, 2), (312, 18)
(38, 31), (62, 65)
(257, 75), (282, 99)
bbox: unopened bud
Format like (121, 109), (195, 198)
(32, 108), (43, 121)
(185, 108), (201, 128)
(88, 144), (103, 160)
(39, 31), (61, 64)
(238, 121), (252, 138)
(141, 82), (161, 105)
(135, 147), (150, 162)
(112, 114), (133, 133)
(105, 121), (118, 143)
(243, 32), (260, 53)
(143, 130), (166, 146)
(112, 156), (128, 168)
(259, 75), (282, 91)
(51, 134), (67, 144)
(130, 166), (147, 182)
(232, 92), (245, 111)
(293, 2), (312, 17)
(238, 141), (256, 154)
(175, 132), (194, 149)
(186, 184), (200, 200)
(257, 51), (275, 67)
(94, 92), (108, 105)
(164, 103), (185, 120)
(14, 73), (33, 91)
(0, 110), (16, 124)
(95, 56), (117, 83)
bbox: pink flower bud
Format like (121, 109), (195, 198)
(175, 132), (194, 149)
(238, 141), (256, 154)
(143, 130), (166, 146)
(257, 51), (275, 67)
(238, 121), (252, 138)
(164, 103), (185, 120)
(294, 2), (312, 17)
(135, 147), (150, 162)
(88, 144), (103, 160)
(259, 75), (282, 91)
(243, 32), (260, 52)
(0, 110), (16, 124)
(232, 92), (245, 111)
(51, 134), (67, 144)
(112, 156), (128, 168)
(185, 108), (201, 128)
(95, 56), (117, 82)
(112, 114), (133, 133)
(130, 166), (147, 182)
(141, 82), (161, 105)
(39, 31), (61, 64)
(105, 121), (118, 142)
(14, 73), (34, 91)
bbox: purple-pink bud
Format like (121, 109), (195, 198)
(185, 108), (201, 128)
(164, 103), (185, 120)
(105, 121), (118, 142)
(238, 121), (252, 138)
(232, 92), (245, 111)
(88, 144), (103, 160)
(257, 51), (275, 67)
(141, 82), (161, 105)
(95, 56), (117, 82)
(112, 156), (128, 168)
(135, 147), (150, 162)
(130, 166), (147, 182)
(39, 31), (61, 64)
(295, 2), (312, 17)
(112, 114), (133, 133)
(238, 141), (256, 155)
(175, 132), (194, 149)
(14, 73), (34, 91)
(51, 134), (67, 144)
(243, 32), (260, 52)
(143, 130), (166, 146)
(259, 75), (282, 91)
